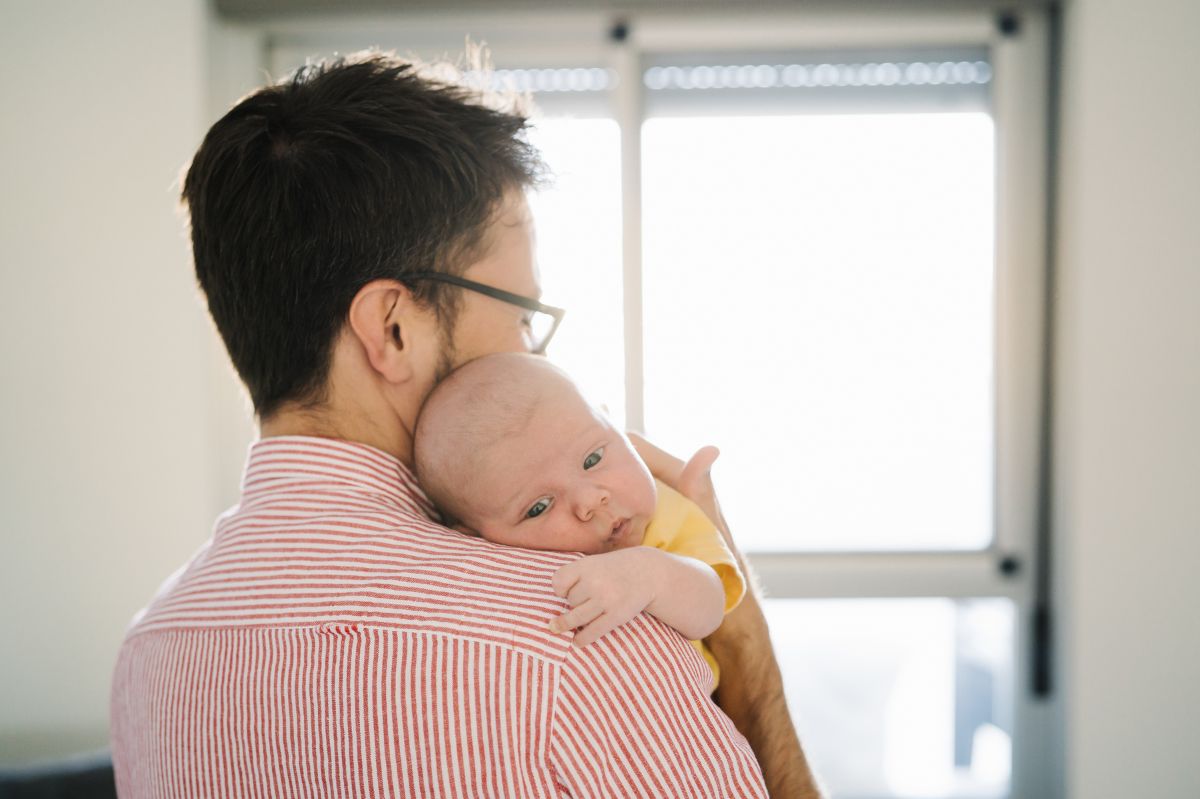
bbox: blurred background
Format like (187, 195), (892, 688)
(1, 1), (1196, 797)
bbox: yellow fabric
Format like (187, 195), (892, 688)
(641, 480), (746, 691)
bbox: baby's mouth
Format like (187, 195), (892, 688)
(609, 517), (630, 541)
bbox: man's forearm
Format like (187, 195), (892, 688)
(707, 583), (822, 798)
(703, 501), (824, 798)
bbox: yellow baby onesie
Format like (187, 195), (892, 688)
(641, 479), (746, 692)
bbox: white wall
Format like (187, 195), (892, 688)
(0, 0), (220, 764)
(1056, 0), (1200, 796)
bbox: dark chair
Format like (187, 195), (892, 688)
(0, 750), (116, 799)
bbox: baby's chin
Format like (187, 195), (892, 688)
(636, 513), (653, 542)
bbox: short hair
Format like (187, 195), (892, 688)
(414, 353), (580, 525)
(182, 51), (545, 417)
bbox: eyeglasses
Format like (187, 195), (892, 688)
(405, 272), (565, 355)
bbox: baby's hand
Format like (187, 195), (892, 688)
(549, 547), (662, 647)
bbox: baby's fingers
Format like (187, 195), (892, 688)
(571, 613), (615, 648)
(549, 600), (603, 635)
(551, 561), (581, 598)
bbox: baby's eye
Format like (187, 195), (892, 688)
(583, 448), (604, 470)
(520, 311), (535, 329)
(526, 499), (551, 518)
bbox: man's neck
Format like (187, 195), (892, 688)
(260, 404), (415, 467)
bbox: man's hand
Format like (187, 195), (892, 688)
(678, 445), (720, 510)
(550, 548), (659, 647)
(629, 434), (725, 546)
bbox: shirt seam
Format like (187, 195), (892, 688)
(121, 622), (573, 668)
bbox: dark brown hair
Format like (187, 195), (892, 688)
(182, 51), (544, 417)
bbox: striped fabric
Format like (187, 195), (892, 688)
(110, 436), (767, 798)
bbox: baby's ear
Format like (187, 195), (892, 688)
(433, 506), (480, 537)
(439, 513), (480, 537)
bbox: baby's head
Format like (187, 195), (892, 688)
(414, 353), (657, 554)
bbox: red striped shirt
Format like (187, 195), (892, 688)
(110, 436), (767, 797)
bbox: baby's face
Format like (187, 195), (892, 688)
(464, 395), (657, 555)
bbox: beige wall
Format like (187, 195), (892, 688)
(0, 0), (219, 763)
(1056, 0), (1200, 796)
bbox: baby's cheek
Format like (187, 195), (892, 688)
(473, 518), (522, 548)
(631, 517), (652, 548)
(639, 473), (659, 516)
(477, 518), (568, 552)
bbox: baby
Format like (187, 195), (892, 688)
(413, 352), (745, 689)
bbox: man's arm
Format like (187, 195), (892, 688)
(629, 434), (825, 799)
(708, 550), (824, 798)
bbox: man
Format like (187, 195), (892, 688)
(110, 52), (822, 797)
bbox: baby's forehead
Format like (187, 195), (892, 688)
(482, 386), (603, 457)
(460, 393), (601, 513)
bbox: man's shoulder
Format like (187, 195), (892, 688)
(125, 504), (591, 662)
(547, 614), (767, 795)
(557, 611), (716, 694)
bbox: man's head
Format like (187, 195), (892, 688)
(414, 353), (657, 554)
(182, 51), (546, 425)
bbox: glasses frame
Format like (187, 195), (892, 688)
(404, 271), (566, 355)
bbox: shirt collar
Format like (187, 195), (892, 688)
(240, 435), (438, 520)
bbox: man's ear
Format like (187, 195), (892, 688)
(347, 279), (428, 383)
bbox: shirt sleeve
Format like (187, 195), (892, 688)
(548, 614), (768, 798)
(645, 481), (747, 613)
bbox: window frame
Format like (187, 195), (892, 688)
(208, 7), (1057, 797)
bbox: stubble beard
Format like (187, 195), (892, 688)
(433, 318), (458, 386)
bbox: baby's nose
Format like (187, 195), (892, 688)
(572, 485), (610, 522)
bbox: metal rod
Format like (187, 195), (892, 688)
(1032, 0), (1063, 700)
(613, 30), (646, 433)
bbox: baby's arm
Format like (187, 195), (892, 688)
(645, 550), (727, 639)
(550, 547), (725, 646)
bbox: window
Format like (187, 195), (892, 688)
(249, 7), (1053, 796)
(767, 598), (1015, 796)
(642, 107), (995, 553)
(525, 118), (625, 424)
